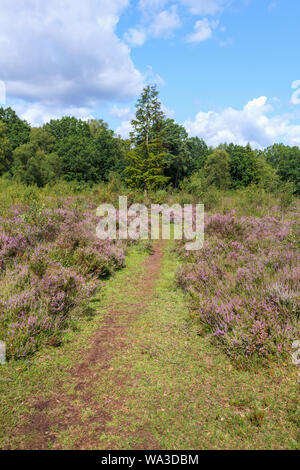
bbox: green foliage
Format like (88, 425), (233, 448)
(176, 191), (194, 205)
(179, 170), (221, 209)
(45, 117), (125, 184)
(204, 149), (231, 189)
(91, 121), (126, 180)
(56, 134), (97, 182)
(277, 181), (296, 209)
(126, 141), (169, 190)
(98, 172), (128, 204)
(45, 116), (91, 141)
(179, 170), (206, 198)
(263, 144), (300, 194)
(130, 85), (165, 146)
(147, 188), (169, 204)
(0, 122), (13, 175)
(11, 115), (126, 186)
(161, 119), (190, 188)
(126, 86), (168, 189)
(12, 127), (61, 186)
(74, 249), (112, 278)
(202, 185), (222, 210)
(225, 143), (258, 189)
(255, 156), (280, 192)
(29, 256), (48, 278)
(186, 136), (209, 170)
(263, 143), (286, 167)
(1, 100), (300, 193)
(0, 107), (30, 150)
(161, 124), (209, 188)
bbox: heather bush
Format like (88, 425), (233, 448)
(74, 248), (112, 277)
(176, 197), (300, 365)
(205, 211), (244, 239)
(0, 180), (128, 359)
(29, 247), (49, 277)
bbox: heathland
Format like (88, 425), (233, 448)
(0, 86), (299, 449)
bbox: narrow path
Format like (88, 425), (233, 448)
(12, 242), (164, 450)
(1, 241), (298, 449)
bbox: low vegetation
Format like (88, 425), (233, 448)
(176, 190), (300, 366)
(0, 181), (127, 360)
(0, 85), (299, 449)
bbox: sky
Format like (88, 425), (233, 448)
(0, 0), (300, 148)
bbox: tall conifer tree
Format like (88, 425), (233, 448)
(126, 85), (169, 189)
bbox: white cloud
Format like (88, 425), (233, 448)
(139, 0), (231, 16)
(124, 28), (146, 47)
(183, 96), (300, 148)
(186, 18), (218, 43)
(0, 81), (6, 105)
(291, 80), (300, 105)
(135, 2), (182, 44)
(268, 1), (279, 11)
(115, 119), (133, 138)
(145, 66), (165, 87)
(138, 0), (169, 11)
(219, 38), (232, 47)
(180, 0), (229, 15)
(115, 102), (175, 139)
(109, 105), (133, 120)
(150, 6), (182, 38)
(137, 0), (230, 45)
(13, 101), (94, 127)
(0, 0), (143, 120)
(161, 104), (176, 118)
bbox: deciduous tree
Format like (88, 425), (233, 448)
(204, 149), (231, 189)
(0, 107), (30, 150)
(0, 122), (13, 175)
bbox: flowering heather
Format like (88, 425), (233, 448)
(176, 203), (300, 364)
(0, 191), (127, 359)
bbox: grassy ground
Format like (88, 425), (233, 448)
(0, 241), (299, 449)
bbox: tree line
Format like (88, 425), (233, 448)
(0, 86), (299, 194)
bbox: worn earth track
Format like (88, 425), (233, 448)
(16, 242), (164, 450)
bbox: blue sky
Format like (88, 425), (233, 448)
(1, 0), (300, 148)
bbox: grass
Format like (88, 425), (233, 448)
(89, 242), (299, 450)
(0, 244), (148, 449)
(1, 240), (298, 449)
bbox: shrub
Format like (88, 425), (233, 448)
(29, 247), (49, 278)
(0, 182), (128, 359)
(74, 248), (112, 278)
(176, 201), (300, 365)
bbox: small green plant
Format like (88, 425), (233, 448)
(202, 186), (221, 210)
(29, 255), (48, 278)
(74, 249), (112, 278)
(247, 409), (266, 427)
(278, 181), (296, 209)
